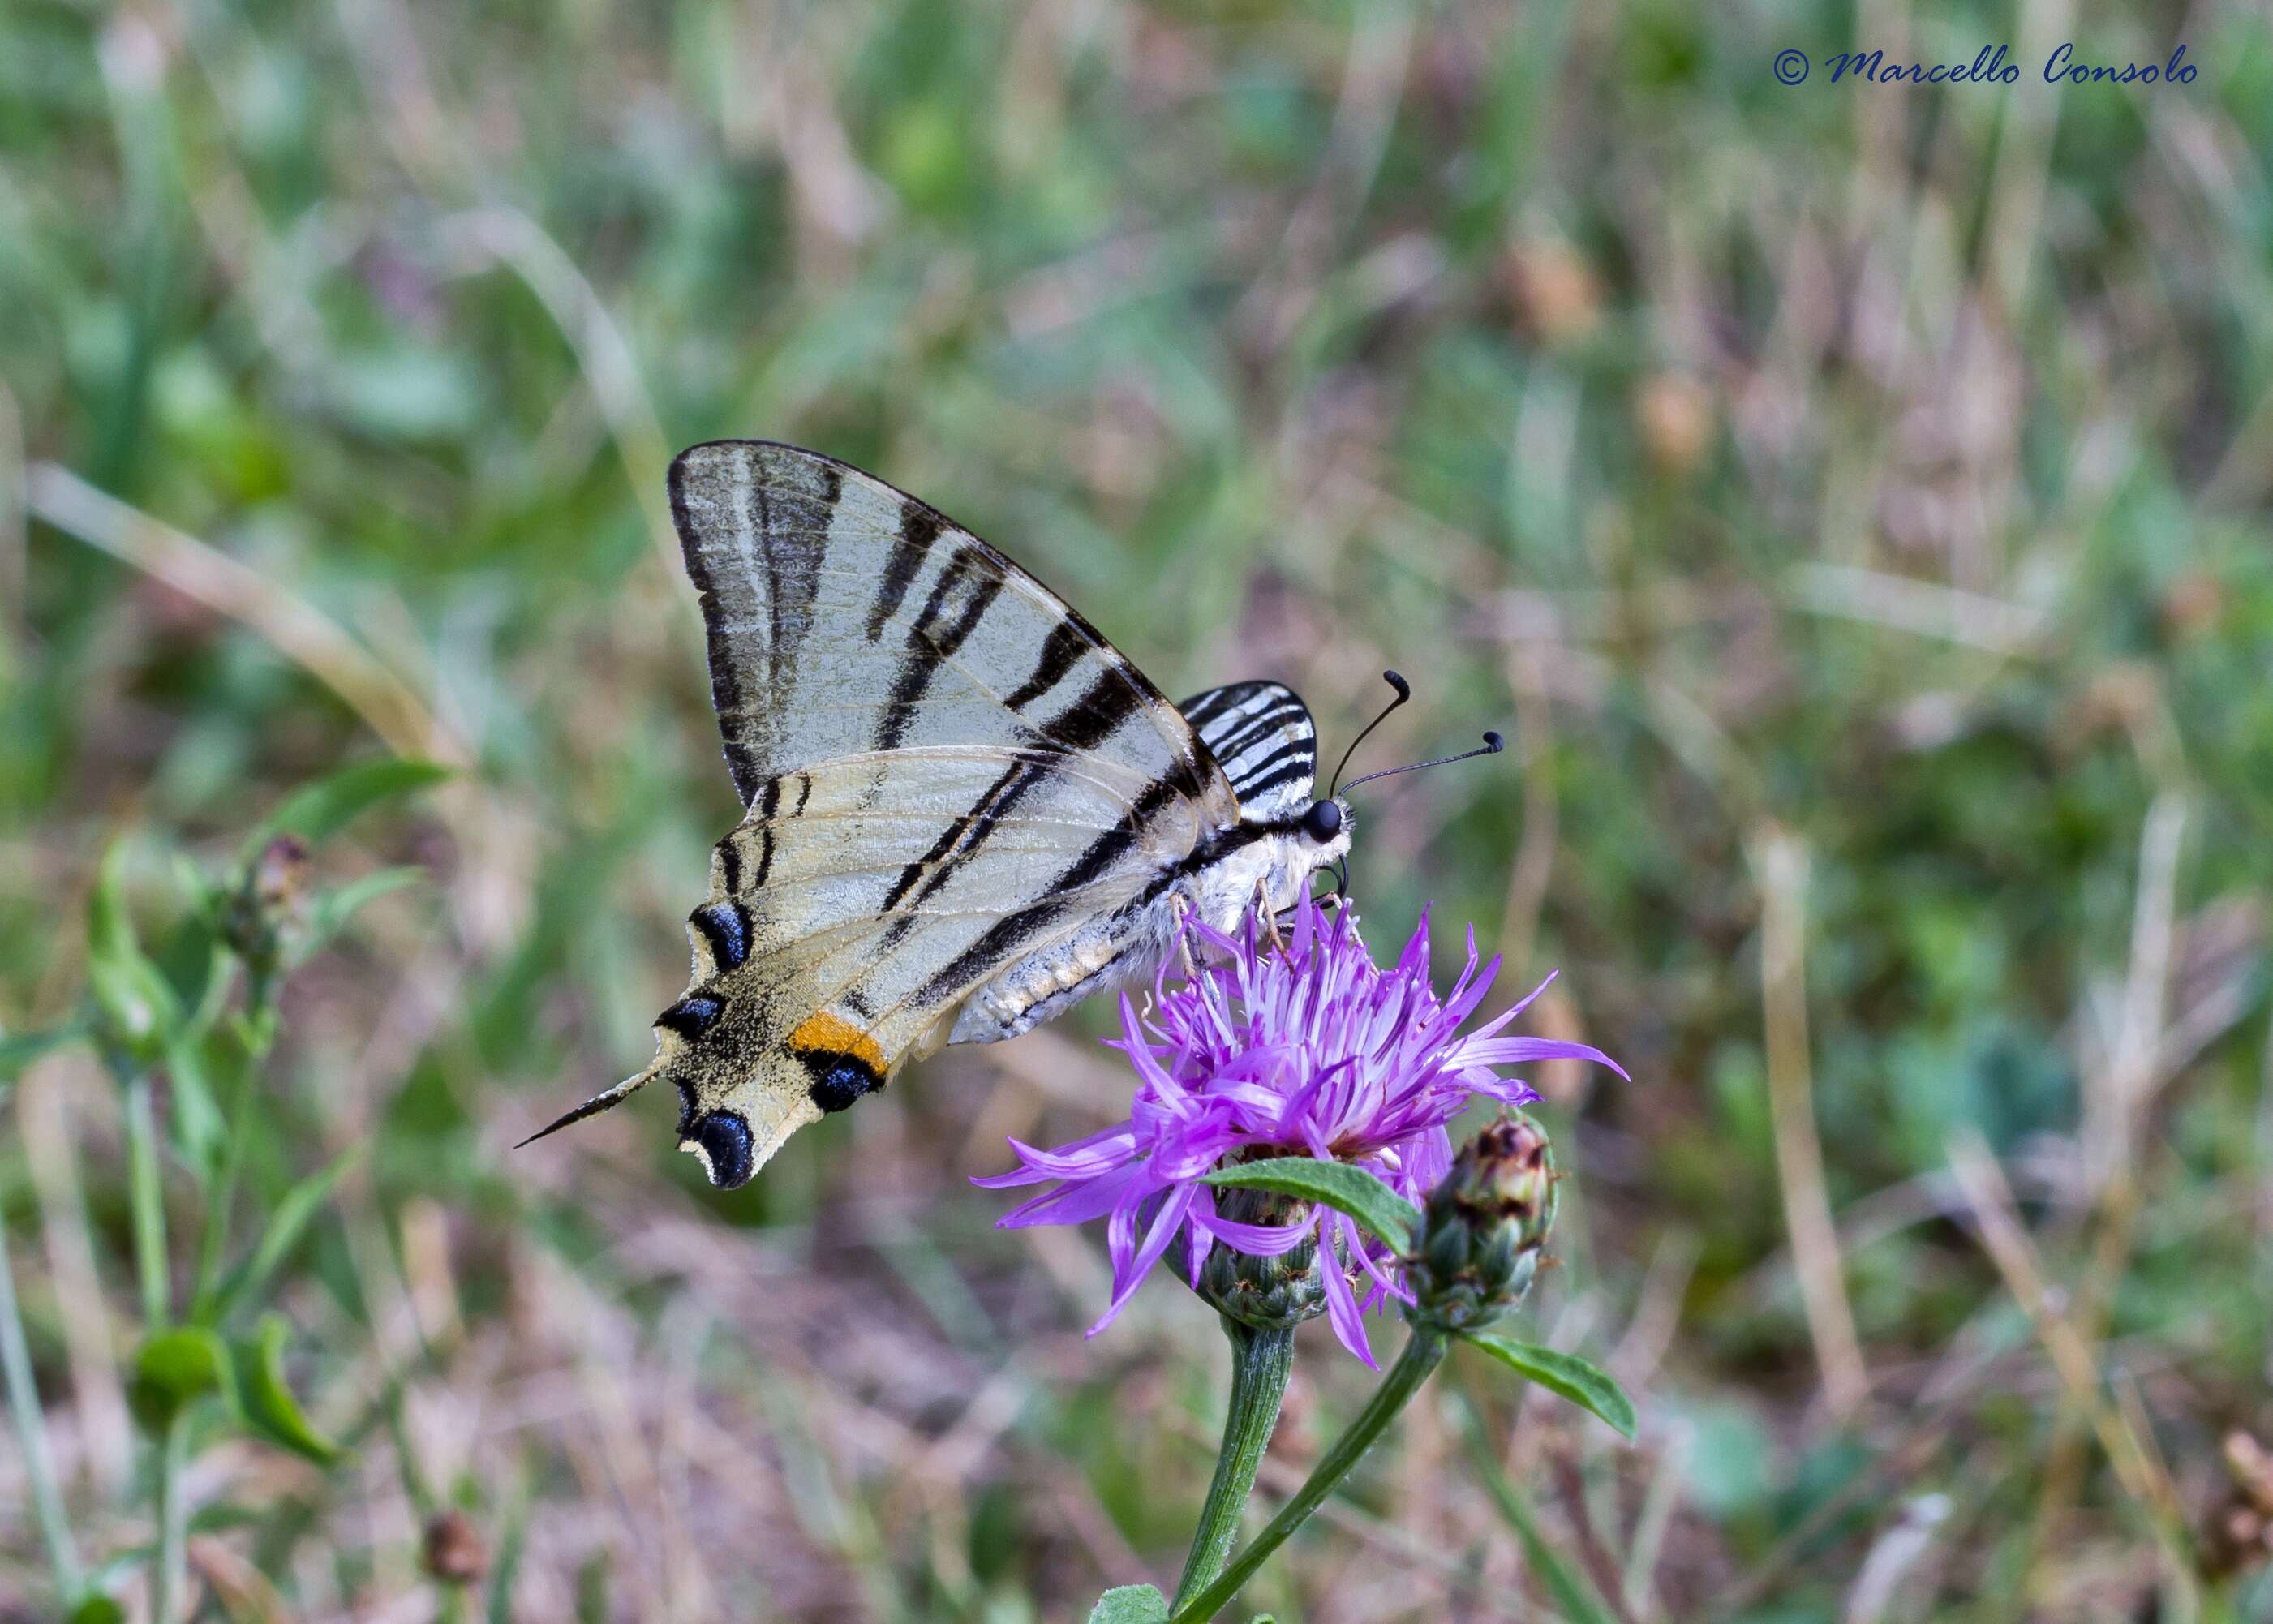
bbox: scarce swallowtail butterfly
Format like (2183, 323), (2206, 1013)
(523, 441), (1494, 1189)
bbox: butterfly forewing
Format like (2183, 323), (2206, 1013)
(672, 441), (1234, 815)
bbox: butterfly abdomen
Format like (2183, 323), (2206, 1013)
(947, 902), (1175, 1044)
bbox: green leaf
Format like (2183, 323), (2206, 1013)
(86, 843), (180, 1064)
(1460, 1333), (1637, 1439)
(234, 1314), (344, 1465)
(202, 1145), (362, 1322)
(0, 1021), (83, 1080)
(1088, 1585), (1170, 1624)
(250, 759), (450, 852)
(67, 1595), (127, 1624)
(486, 1502), (531, 1624)
(161, 1030), (229, 1179)
(127, 1326), (235, 1433)
(304, 866), (423, 952)
(1200, 1159), (1418, 1253)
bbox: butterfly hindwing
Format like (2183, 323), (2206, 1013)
(1179, 681), (1319, 821)
(660, 746), (1209, 1184)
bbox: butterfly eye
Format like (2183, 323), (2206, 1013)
(1300, 799), (1343, 842)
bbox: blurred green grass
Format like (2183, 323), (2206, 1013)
(5, 0), (2273, 1618)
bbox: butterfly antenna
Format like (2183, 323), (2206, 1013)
(1328, 670), (1413, 797)
(1339, 731), (1505, 795)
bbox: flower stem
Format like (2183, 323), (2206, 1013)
(122, 1074), (170, 1327)
(0, 1208), (84, 1600)
(1169, 1326), (1447, 1624)
(122, 1072), (185, 1620)
(152, 1411), (189, 1624)
(1171, 1319), (1295, 1612)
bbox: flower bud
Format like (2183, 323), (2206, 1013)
(422, 1510), (486, 1585)
(1406, 1113), (1558, 1332)
(1174, 1179), (1334, 1333)
(221, 835), (311, 977)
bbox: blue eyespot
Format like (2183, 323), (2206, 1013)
(688, 1111), (754, 1189)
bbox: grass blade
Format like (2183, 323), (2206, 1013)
(1456, 1396), (1622, 1624)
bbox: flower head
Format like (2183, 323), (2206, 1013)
(976, 896), (1625, 1364)
(1407, 1111), (1558, 1333)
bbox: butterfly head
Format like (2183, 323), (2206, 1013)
(1298, 794), (1354, 866)
(1294, 794), (1354, 903)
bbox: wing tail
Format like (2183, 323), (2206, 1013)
(514, 1057), (663, 1148)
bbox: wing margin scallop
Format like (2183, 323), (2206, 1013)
(526, 742), (1196, 1180)
(663, 748), (1197, 1171)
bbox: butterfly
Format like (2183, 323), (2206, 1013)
(523, 441), (1493, 1188)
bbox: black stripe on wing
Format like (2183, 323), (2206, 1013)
(1179, 681), (1317, 820)
(670, 440), (1235, 818)
(909, 775), (1188, 1010)
(874, 547), (1008, 753)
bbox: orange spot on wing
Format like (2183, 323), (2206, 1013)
(787, 1010), (887, 1073)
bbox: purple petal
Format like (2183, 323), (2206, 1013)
(1463, 1072), (1545, 1107)
(994, 1162), (1153, 1230)
(1462, 1035), (1630, 1081)
(1437, 950), (1500, 1029)
(1088, 1182), (1198, 1336)
(1192, 1212), (1319, 1257)
(974, 891), (1622, 1367)
(1395, 910), (1430, 985)
(1489, 969), (1558, 1027)
(973, 1126), (1140, 1184)
(1317, 1217), (1377, 1368)
(969, 1164), (1053, 1191)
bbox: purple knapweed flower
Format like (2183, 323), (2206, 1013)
(975, 896), (1626, 1365)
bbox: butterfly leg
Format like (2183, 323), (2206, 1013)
(1168, 893), (1203, 985)
(1254, 879), (1290, 957)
